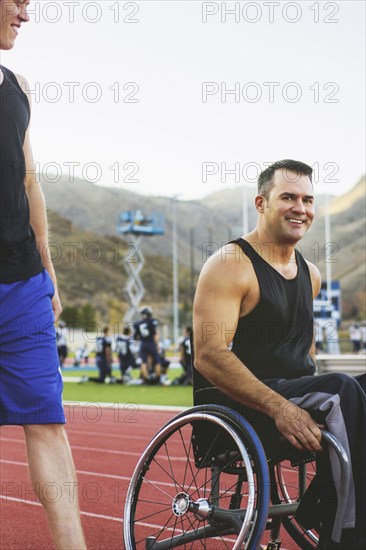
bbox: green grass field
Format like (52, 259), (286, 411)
(62, 367), (193, 407)
(63, 382), (193, 407)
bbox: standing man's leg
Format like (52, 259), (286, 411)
(23, 424), (85, 549)
(97, 356), (107, 382)
(0, 273), (86, 549)
(150, 346), (161, 380)
(139, 345), (149, 381)
(86, 356), (107, 383)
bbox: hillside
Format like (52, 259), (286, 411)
(301, 177), (366, 317)
(47, 210), (192, 325)
(41, 176), (231, 270)
(42, 176), (366, 320)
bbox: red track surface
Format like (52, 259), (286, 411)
(0, 405), (301, 550)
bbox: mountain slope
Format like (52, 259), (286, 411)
(47, 210), (191, 324)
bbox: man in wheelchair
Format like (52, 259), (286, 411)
(193, 160), (366, 550)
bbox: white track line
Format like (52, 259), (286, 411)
(0, 437), (141, 458)
(0, 494), (122, 523)
(0, 437), (191, 462)
(65, 429), (155, 441)
(63, 401), (188, 413)
(0, 459), (180, 489)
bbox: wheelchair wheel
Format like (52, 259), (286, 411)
(124, 406), (270, 549)
(271, 459), (319, 549)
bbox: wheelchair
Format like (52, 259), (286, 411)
(123, 369), (351, 549)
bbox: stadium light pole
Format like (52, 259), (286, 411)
(323, 193), (340, 354)
(190, 227), (195, 306)
(324, 193), (332, 304)
(172, 195), (180, 349)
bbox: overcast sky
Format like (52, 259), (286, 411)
(1, 0), (365, 200)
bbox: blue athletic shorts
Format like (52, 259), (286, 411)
(139, 342), (160, 364)
(0, 270), (66, 425)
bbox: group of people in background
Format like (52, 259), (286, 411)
(58, 315), (366, 381)
(70, 306), (192, 386)
(314, 320), (366, 354)
(349, 322), (366, 354)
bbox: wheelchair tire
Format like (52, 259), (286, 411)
(124, 406), (270, 549)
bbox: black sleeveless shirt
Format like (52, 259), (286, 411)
(231, 238), (316, 380)
(0, 65), (43, 283)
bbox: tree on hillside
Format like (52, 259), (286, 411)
(60, 304), (96, 329)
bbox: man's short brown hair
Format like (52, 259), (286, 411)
(258, 159), (313, 199)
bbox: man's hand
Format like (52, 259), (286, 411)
(274, 401), (323, 452)
(52, 288), (62, 322)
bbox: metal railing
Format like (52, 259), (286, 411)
(316, 354), (366, 376)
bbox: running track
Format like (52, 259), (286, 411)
(0, 404), (300, 549)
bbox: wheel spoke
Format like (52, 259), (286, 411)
(164, 440), (179, 493)
(134, 503), (173, 523)
(140, 475), (174, 501)
(151, 455), (185, 493)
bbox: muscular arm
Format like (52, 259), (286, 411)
(193, 247), (322, 452)
(18, 74), (62, 321)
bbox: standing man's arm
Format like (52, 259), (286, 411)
(153, 320), (160, 346)
(179, 341), (185, 365)
(105, 343), (112, 367)
(18, 74), (62, 321)
(193, 246), (323, 452)
(154, 331), (159, 346)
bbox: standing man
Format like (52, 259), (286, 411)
(0, 1), (86, 548)
(193, 160), (365, 549)
(360, 322), (366, 354)
(80, 326), (114, 383)
(133, 306), (161, 383)
(314, 319), (325, 353)
(349, 323), (362, 354)
(94, 326), (113, 382)
(115, 325), (136, 383)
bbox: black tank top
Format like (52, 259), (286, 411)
(0, 65), (43, 283)
(231, 238), (316, 380)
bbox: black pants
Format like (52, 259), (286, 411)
(89, 357), (111, 382)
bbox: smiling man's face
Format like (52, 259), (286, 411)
(262, 169), (315, 245)
(0, 0), (30, 50)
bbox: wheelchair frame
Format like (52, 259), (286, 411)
(123, 404), (350, 550)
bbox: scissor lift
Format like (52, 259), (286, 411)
(117, 210), (164, 322)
